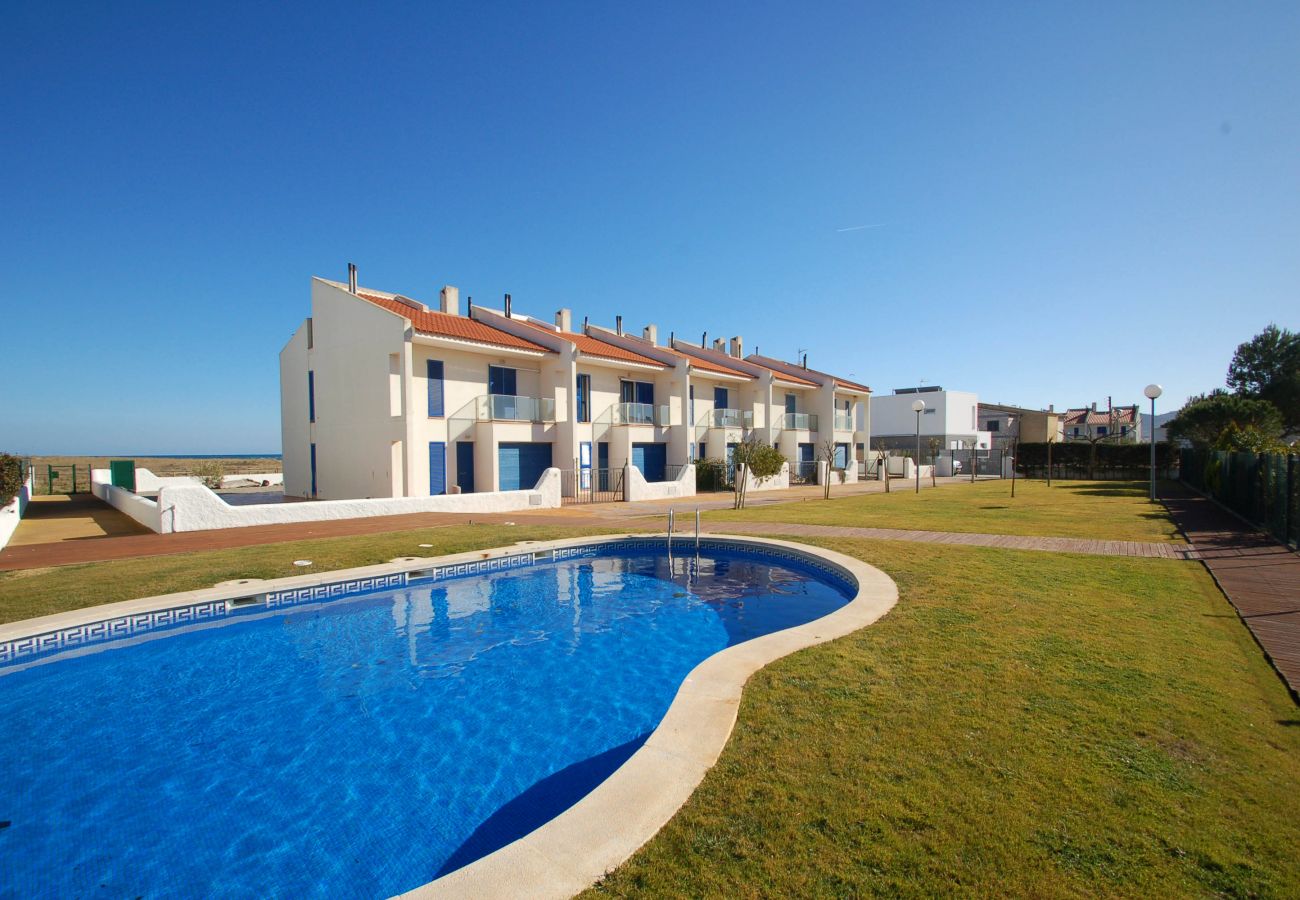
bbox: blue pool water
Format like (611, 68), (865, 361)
(0, 545), (851, 898)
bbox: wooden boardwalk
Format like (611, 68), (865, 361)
(1163, 490), (1300, 701)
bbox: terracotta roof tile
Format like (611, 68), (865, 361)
(355, 292), (550, 353)
(518, 320), (665, 367)
(1063, 406), (1138, 426)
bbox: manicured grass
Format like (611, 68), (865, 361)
(587, 539), (1300, 898)
(708, 479), (1185, 543)
(0, 524), (610, 624)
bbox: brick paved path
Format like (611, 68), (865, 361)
(1162, 490), (1300, 701)
(698, 521), (1194, 559)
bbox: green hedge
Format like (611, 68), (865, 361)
(1016, 442), (1179, 469)
(0, 454), (24, 508)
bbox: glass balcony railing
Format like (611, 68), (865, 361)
(780, 412), (819, 431)
(834, 412), (854, 431)
(475, 394), (557, 422)
(701, 408), (753, 429)
(598, 402), (671, 426)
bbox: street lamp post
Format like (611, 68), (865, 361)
(1144, 384), (1163, 502)
(1008, 416), (1018, 498)
(911, 399), (925, 494)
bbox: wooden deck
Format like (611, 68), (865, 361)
(1163, 489), (1300, 702)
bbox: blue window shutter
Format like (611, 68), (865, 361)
(427, 360), (444, 417)
(636, 381), (654, 405)
(428, 442), (447, 495)
(308, 371), (315, 423)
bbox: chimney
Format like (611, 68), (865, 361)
(347, 262), (357, 294)
(440, 286), (459, 315)
(555, 308), (572, 332)
(701, 331), (707, 348)
(713, 337), (726, 352)
(582, 315), (589, 332)
(643, 324), (658, 345)
(504, 293), (512, 318)
(729, 336), (743, 358)
(616, 315), (623, 335)
(802, 352), (808, 368)
(1091, 401), (1098, 412)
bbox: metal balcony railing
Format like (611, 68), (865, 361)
(780, 412), (819, 431)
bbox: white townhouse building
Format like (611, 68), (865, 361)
(280, 270), (871, 500)
(870, 386), (991, 453)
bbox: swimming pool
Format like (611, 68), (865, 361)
(0, 537), (885, 898)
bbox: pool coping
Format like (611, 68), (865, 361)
(0, 533), (899, 897)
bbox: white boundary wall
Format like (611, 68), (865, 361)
(92, 468), (561, 534)
(741, 461), (790, 493)
(624, 463), (696, 502)
(130, 468), (285, 492)
(0, 474), (34, 552)
(91, 471), (164, 532)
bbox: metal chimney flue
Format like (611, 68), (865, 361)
(504, 293), (512, 318)
(347, 262), (357, 294)
(616, 315), (623, 335)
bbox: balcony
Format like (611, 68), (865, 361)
(703, 408), (753, 429)
(467, 394), (557, 423)
(780, 412), (819, 431)
(834, 412), (854, 431)
(604, 402), (671, 427)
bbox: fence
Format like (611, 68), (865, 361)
(560, 467), (624, 504)
(1181, 448), (1299, 548)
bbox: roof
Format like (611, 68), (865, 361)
(1063, 406), (1138, 426)
(353, 290), (551, 353)
(833, 376), (872, 393)
(661, 343), (756, 379)
(517, 320), (664, 367)
(744, 354), (848, 389)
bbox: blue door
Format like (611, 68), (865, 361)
(429, 442), (447, 495)
(632, 443), (667, 482)
(456, 442), (475, 493)
(834, 443), (849, 469)
(498, 442), (552, 491)
(598, 441), (609, 491)
(799, 443), (815, 464)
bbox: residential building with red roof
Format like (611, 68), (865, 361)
(1062, 403), (1142, 442)
(280, 268), (875, 500)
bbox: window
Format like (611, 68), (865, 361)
(1073, 427), (1081, 436)
(427, 360), (444, 417)
(1121, 425), (1128, 436)
(689, 385), (695, 425)
(987, 420), (999, 432)
(308, 370), (315, 423)
(620, 380), (654, 404)
(785, 393), (796, 415)
(576, 373), (591, 423)
(924, 408), (936, 415)
(1097, 426), (1108, 436)
(488, 365), (517, 396)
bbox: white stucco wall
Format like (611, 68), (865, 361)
(153, 468), (562, 533)
(280, 320), (311, 498)
(91, 470), (164, 532)
(0, 474), (33, 551)
(740, 461), (790, 493)
(624, 463), (696, 501)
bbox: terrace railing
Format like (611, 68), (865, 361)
(780, 412), (819, 431)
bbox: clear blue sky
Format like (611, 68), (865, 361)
(4, 2), (1297, 454)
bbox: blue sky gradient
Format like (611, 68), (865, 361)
(4, 2), (1297, 453)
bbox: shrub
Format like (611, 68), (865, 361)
(0, 454), (24, 508)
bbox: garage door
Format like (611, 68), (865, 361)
(632, 442), (667, 482)
(498, 442), (553, 491)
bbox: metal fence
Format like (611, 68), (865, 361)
(1181, 448), (1299, 548)
(789, 460), (817, 485)
(560, 467), (624, 504)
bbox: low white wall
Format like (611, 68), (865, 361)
(155, 468), (563, 533)
(91, 470), (164, 532)
(220, 473), (284, 488)
(624, 464), (696, 502)
(0, 474), (34, 551)
(130, 468), (285, 492)
(742, 461), (790, 494)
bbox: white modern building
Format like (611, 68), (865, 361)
(280, 270), (871, 500)
(869, 386), (991, 453)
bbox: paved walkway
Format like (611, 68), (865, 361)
(7, 494), (151, 545)
(1162, 489), (1300, 701)
(698, 521), (1193, 559)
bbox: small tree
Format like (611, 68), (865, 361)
(731, 436), (785, 509)
(817, 437), (846, 500)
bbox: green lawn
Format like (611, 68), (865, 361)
(0, 524), (608, 624)
(709, 479), (1186, 543)
(588, 539), (1300, 898)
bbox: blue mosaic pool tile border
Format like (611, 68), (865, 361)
(265, 573), (408, 609)
(0, 537), (857, 670)
(0, 599), (229, 667)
